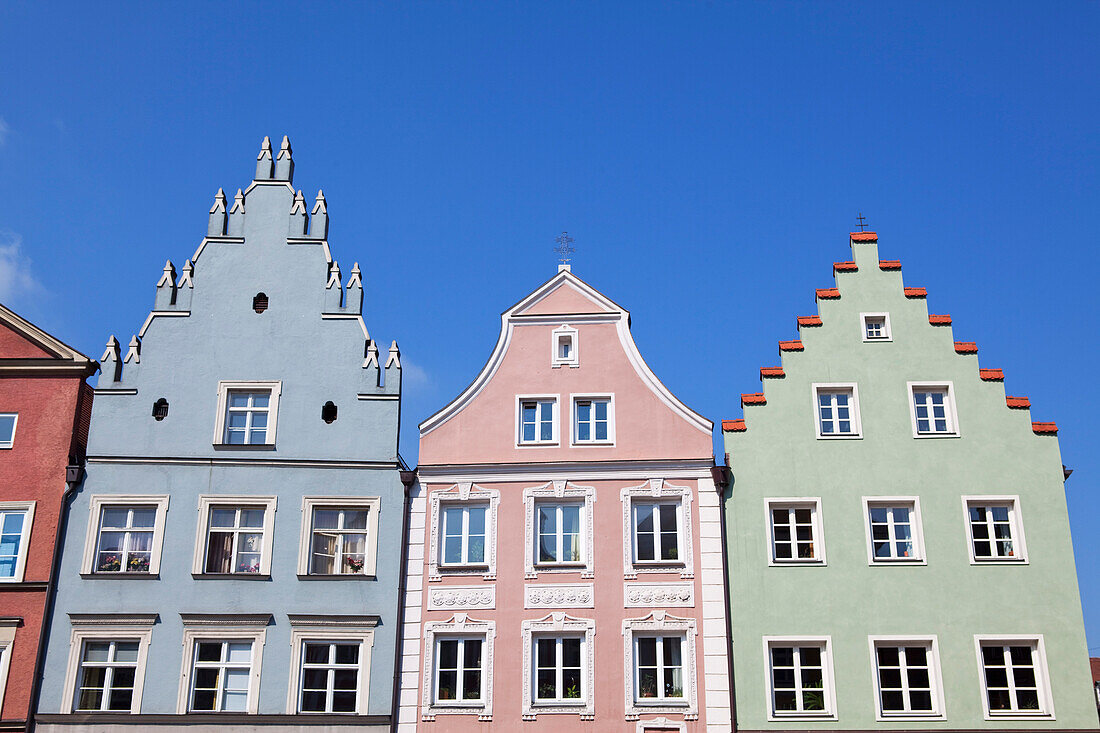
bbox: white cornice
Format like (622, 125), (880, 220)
(137, 310), (190, 339)
(87, 456), (400, 470)
(417, 458), (714, 483)
(0, 303), (94, 365)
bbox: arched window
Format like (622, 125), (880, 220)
(321, 401), (338, 424)
(152, 398), (169, 421)
(253, 293), (269, 313)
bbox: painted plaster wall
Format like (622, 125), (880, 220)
(723, 235), (1096, 730)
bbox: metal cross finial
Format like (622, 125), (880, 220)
(554, 231), (575, 265)
(856, 213), (869, 232)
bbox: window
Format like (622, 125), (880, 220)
(81, 496), (169, 577)
(441, 504), (488, 566)
(765, 639), (835, 718)
(435, 636), (484, 704)
(965, 497), (1026, 562)
(534, 636), (584, 703)
(908, 383), (958, 437)
(635, 636), (685, 702)
(75, 640), (140, 711)
(633, 502), (682, 564)
(521, 614), (594, 718)
(863, 498), (925, 563)
(213, 381), (281, 446)
(252, 293), (268, 313)
(861, 312), (891, 341)
(192, 496), (276, 576)
(551, 325), (579, 368)
(870, 638), (944, 718)
(299, 642), (361, 713)
(813, 384), (861, 438)
(536, 503), (583, 566)
(518, 397), (558, 445)
(572, 396), (613, 444)
(558, 336), (573, 361)
(0, 621), (17, 716)
(768, 500), (824, 564)
(189, 640), (255, 712)
(311, 508), (368, 575)
(0, 503), (33, 582)
(976, 637), (1052, 717)
(0, 413), (16, 449)
(321, 401), (337, 424)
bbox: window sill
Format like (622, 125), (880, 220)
(913, 432), (960, 439)
(631, 561), (686, 569)
(985, 711), (1053, 721)
(191, 573), (271, 580)
(80, 572), (159, 580)
(516, 442), (559, 448)
(534, 562), (586, 569)
(815, 433), (863, 440)
(769, 559), (826, 566)
(532, 700), (587, 708)
(571, 441), (614, 447)
(768, 711), (837, 721)
(869, 559), (926, 566)
(439, 564), (490, 571)
(877, 711), (946, 721)
(212, 443), (276, 451)
(297, 573), (376, 581)
(634, 699), (689, 707)
(970, 557), (1028, 565)
(430, 702), (486, 710)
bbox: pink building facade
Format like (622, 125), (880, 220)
(397, 268), (731, 732)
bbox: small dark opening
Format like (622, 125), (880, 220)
(321, 401), (338, 424)
(253, 293), (269, 313)
(152, 398), (169, 421)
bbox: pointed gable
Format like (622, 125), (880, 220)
(0, 304), (95, 368)
(514, 276), (617, 316)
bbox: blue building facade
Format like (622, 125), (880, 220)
(36, 137), (406, 732)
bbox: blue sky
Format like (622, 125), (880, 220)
(1, 3), (1097, 649)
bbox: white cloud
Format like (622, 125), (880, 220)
(0, 232), (43, 304)
(0, 117), (8, 146)
(400, 359), (431, 390)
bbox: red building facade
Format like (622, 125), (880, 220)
(0, 305), (94, 732)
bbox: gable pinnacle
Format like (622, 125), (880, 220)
(346, 263), (362, 289)
(363, 340), (379, 369)
(290, 190), (307, 215)
(326, 261), (341, 289)
(209, 188), (227, 214)
(312, 190), (327, 215)
(156, 260), (176, 287)
(208, 188), (228, 236)
(178, 260), (194, 288)
(230, 189), (245, 214)
(309, 189), (329, 239)
(386, 340), (401, 369)
(100, 335), (121, 363)
(255, 136), (274, 180)
(275, 135), (294, 182)
(124, 335), (141, 364)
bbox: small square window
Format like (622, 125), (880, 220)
(518, 397), (558, 445)
(964, 497), (1026, 563)
(908, 383), (958, 437)
(870, 638), (943, 718)
(572, 396), (612, 444)
(214, 381), (281, 446)
(813, 384), (861, 438)
(551, 325), (579, 368)
(768, 500), (824, 564)
(632, 502), (682, 565)
(0, 414), (17, 449)
(861, 313), (891, 341)
(976, 638), (1051, 717)
(864, 499), (925, 563)
(765, 639), (835, 718)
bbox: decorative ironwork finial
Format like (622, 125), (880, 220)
(856, 212), (869, 232)
(554, 231), (575, 266)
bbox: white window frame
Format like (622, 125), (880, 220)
(551, 325), (579, 368)
(0, 501), (35, 583)
(631, 501), (684, 566)
(285, 616), (377, 715)
(80, 495), (170, 577)
(868, 636), (945, 720)
(297, 497), (381, 578)
(812, 383), (862, 439)
(973, 635), (1054, 720)
(524, 482), (596, 579)
(421, 614), (495, 721)
(212, 380), (282, 446)
(962, 496), (1028, 564)
(621, 480), (694, 580)
(516, 394), (559, 446)
(0, 620), (17, 714)
(766, 498), (826, 565)
(521, 613), (595, 719)
(61, 614), (156, 714)
(570, 394), (615, 445)
(427, 484), (500, 581)
(861, 312), (892, 342)
(622, 612), (698, 719)
(190, 496), (277, 576)
(763, 636), (837, 721)
(862, 497), (926, 565)
(0, 413), (17, 449)
(907, 382), (960, 438)
(177, 616), (268, 714)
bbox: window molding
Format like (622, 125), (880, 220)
(0, 619), (17, 714)
(190, 496), (277, 577)
(861, 497), (926, 565)
(296, 496), (381, 578)
(569, 393), (615, 446)
(622, 611), (699, 720)
(521, 613), (596, 720)
(421, 613), (495, 721)
(61, 613), (157, 714)
(516, 394), (560, 446)
(762, 636), (837, 721)
(524, 481), (596, 579)
(0, 413), (17, 449)
(551, 325), (579, 368)
(811, 383), (862, 439)
(176, 614), (270, 714)
(0, 501), (35, 583)
(962, 495), (1028, 564)
(860, 312), (892, 342)
(765, 498), (826, 566)
(427, 484), (499, 582)
(621, 480), (695, 581)
(80, 495), (170, 577)
(973, 634), (1054, 720)
(285, 616), (377, 715)
(867, 635), (946, 721)
(212, 380), (282, 447)
(907, 381), (960, 438)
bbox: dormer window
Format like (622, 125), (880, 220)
(551, 325), (579, 368)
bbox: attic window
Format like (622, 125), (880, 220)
(321, 401), (338, 424)
(253, 293), (269, 313)
(152, 399), (169, 421)
(551, 325), (579, 368)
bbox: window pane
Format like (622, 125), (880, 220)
(304, 643), (329, 664)
(114, 642), (140, 663)
(335, 644), (359, 665)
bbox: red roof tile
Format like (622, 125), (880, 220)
(741, 392), (766, 406)
(954, 341), (978, 354)
(1090, 657), (1100, 682)
(722, 419), (747, 432)
(816, 288), (841, 299)
(879, 259), (901, 270)
(904, 287), (927, 298)
(797, 315), (822, 327)
(779, 340), (805, 351)
(928, 314), (952, 325)
(833, 261), (857, 272)
(850, 231), (878, 242)
(979, 368), (1005, 381)
(1032, 422), (1058, 434)
(1006, 396), (1031, 409)
(760, 367), (785, 378)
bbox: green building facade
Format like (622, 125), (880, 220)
(722, 231), (1096, 731)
